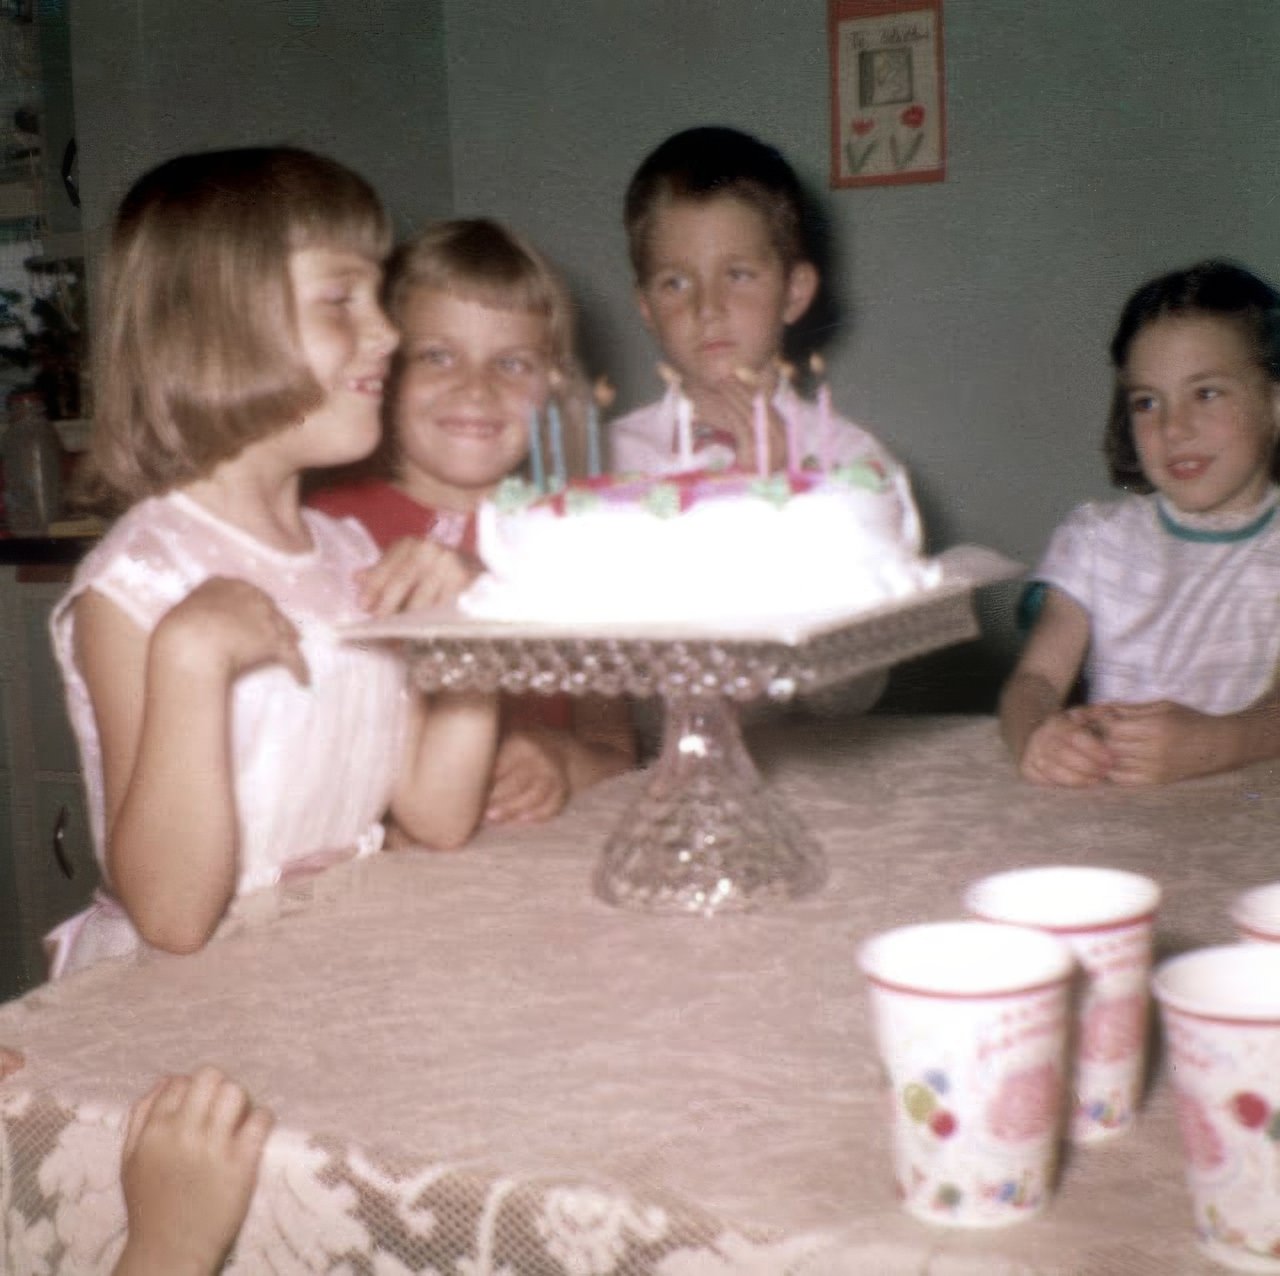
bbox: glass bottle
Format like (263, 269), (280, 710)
(3, 390), (63, 536)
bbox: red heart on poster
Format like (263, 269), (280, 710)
(900, 104), (925, 128)
(851, 118), (875, 137)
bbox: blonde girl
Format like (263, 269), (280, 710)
(46, 149), (499, 976)
(311, 219), (635, 824)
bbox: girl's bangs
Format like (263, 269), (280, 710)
(287, 197), (391, 262)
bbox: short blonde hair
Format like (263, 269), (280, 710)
(384, 219), (591, 476)
(84, 147), (390, 509)
(387, 219), (576, 375)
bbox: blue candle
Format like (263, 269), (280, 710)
(586, 399), (602, 479)
(548, 402), (566, 491)
(528, 405), (545, 493)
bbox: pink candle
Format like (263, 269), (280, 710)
(778, 409), (798, 473)
(676, 393), (694, 471)
(819, 383), (833, 472)
(753, 391), (769, 478)
(811, 354), (833, 472)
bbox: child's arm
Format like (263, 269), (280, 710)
(389, 690), (501, 850)
(112, 1066), (274, 1276)
(76, 581), (308, 954)
(356, 537), (483, 616)
(485, 696), (636, 825)
(999, 586), (1113, 786)
(1100, 691), (1280, 785)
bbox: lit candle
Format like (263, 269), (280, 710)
(818, 382), (833, 472)
(779, 361), (799, 473)
(811, 354), (833, 472)
(588, 376), (614, 479)
(548, 401), (566, 490)
(528, 404), (545, 492)
(676, 392), (694, 471)
(586, 400), (601, 479)
(753, 391), (769, 478)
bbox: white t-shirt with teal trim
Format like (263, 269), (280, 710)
(1033, 490), (1280, 714)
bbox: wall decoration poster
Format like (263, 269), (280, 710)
(829, 0), (945, 188)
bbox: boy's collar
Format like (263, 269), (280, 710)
(662, 375), (802, 409)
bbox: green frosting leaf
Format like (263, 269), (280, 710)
(749, 474), (793, 508)
(493, 476), (540, 513)
(833, 460), (889, 492)
(644, 483), (681, 519)
(563, 488), (603, 515)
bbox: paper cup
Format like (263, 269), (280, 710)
(1153, 946), (1280, 1272)
(1232, 884), (1280, 944)
(858, 920), (1074, 1228)
(965, 865), (1160, 1144)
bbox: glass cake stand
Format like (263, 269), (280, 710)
(342, 546), (1019, 916)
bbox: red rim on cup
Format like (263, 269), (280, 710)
(1231, 883), (1280, 944)
(965, 865), (1160, 935)
(1153, 945), (1280, 1023)
(859, 920), (1075, 998)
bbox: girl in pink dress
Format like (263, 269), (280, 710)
(45, 148), (499, 977)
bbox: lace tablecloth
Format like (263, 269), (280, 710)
(1, 715), (1275, 1274)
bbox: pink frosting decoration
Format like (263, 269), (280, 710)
(1174, 1087), (1226, 1171)
(986, 1062), (1062, 1142)
(1078, 994), (1146, 1064)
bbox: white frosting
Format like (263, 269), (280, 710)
(458, 467), (940, 626)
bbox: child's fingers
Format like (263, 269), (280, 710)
(0, 1046), (23, 1081)
(487, 762), (535, 810)
(360, 539), (478, 616)
(123, 1075), (182, 1161)
(357, 538), (422, 614)
(122, 1079), (165, 1156)
(182, 1064), (233, 1129)
(488, 765), (565, 824)
(234, 1105), (276, 1167)
(207, 1072), (256, 1140)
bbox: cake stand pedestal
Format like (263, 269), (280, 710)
(343, 546), (1019, 916)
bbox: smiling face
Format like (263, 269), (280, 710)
(287, 245), (398, 468)
(1124, 315), (1280, 517)
(392, 288), (552, 510)
(635, 194), (816, 394)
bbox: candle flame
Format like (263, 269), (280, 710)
(809, 353), (826, 377)
(593, 376), (617, 409)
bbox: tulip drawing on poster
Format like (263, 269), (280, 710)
(829, 0), (946, 188)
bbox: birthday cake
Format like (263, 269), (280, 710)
(456, 460), (940, 626)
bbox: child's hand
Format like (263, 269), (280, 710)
(157, 578), (309, 687)
(114, 1066), (274, 1276)
(0, 1046), (23, 1080)
(484, 730), (570, 825)
(358, 537), (483, 616)
(1019, 707), (1113, 787)
(1099, 700), (1222, 785)
(688, 376), (787, 472)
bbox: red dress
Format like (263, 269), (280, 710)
(308, 479), (573, 732)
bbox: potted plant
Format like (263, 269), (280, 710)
(0, 264), (84, 421)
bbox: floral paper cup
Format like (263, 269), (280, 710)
(1153, 946), (1280, 1272)
(965, 865), (1160, 1144)
(1232, 884), (1280, 944)
(858, 920), (1074, 1228)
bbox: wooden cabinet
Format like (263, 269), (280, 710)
(0, 567), (98, 1001)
